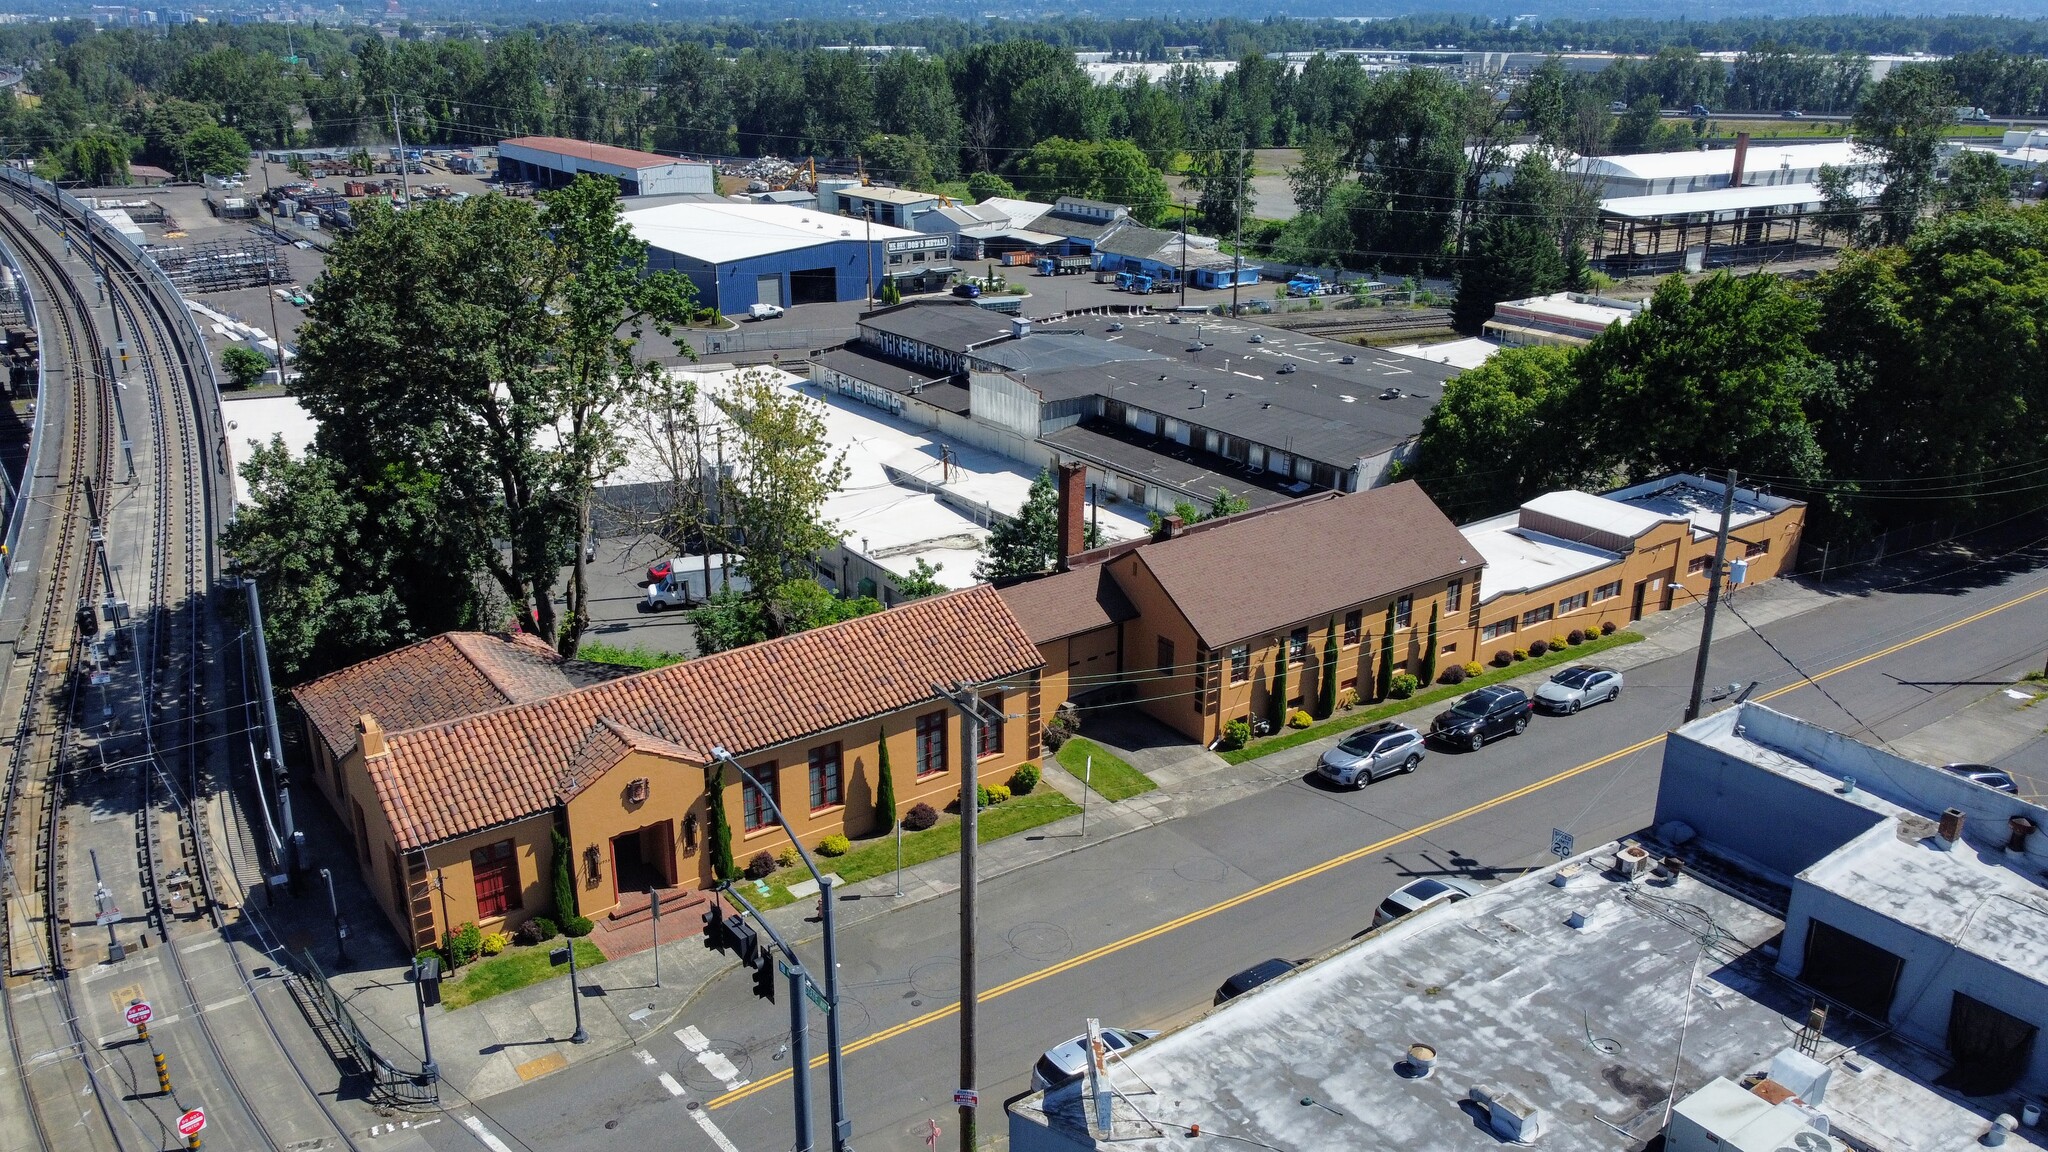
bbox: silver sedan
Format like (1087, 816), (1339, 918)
(1534, 665), (1623, 714)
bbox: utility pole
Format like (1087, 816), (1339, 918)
(388, 95), (412, 207)
(934, 684), (996, 1152)
(1685, 469), (1739, 724)
(864, 204), (875, 309)
(1231, 135), (1245, 318)
(243, 579), (297, 884)
(1178, 201), (1188, 307)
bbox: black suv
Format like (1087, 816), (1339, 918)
(1429, 686), (1534, 751)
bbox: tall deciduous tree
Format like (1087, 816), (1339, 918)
(714, 370), (848, 611)
(1414, 344), (1592, 522)
(1285, 130), (1345, 218)
(1849, 65), (1957, 244)
(1348, 67), (1471, 272)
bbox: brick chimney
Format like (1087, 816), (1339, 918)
(1156, 514), (1185, 540)
(358, 713), (389, 760)
(1938, 807), (1965, 850)
(1729, 132), (1751, 188)
(1056, 461), (1088, 571)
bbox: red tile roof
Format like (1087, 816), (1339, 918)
(1132, 482), (1478, 648)
(361, 584), (1042, 851)
(292, 632), (574, 764)
(500, 136), (699, 174)
(996, 565), (1137, 644)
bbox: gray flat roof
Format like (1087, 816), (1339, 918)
(998, 314), (1453, 465)
(1041, 421), (1294, 509)
(970, 330), (1166, 375)
(811, 347), (969, 415)
(858, 301), (1018, 354)
(838, 185), (942, 206)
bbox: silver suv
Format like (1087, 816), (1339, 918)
(1316, 722), (1425, 788)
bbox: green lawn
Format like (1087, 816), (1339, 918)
(739, 788), (1082, 909)
(1220, 631), (1645, 765)
(439, 938), (607, 1010)
(1055, 737), (1157, 802)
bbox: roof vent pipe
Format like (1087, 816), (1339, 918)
(1938, 807), (1965, 850)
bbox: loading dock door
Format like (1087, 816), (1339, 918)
(1800, 919), (1904, 1019)
(756, 274), (782, 308)
(789, 266), (837, 305)
(1941, 992), (2037, 1097)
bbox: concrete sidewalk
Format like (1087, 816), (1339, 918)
(316, 572), (1847, 1111)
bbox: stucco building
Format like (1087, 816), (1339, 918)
(292, 587), (1043, 949)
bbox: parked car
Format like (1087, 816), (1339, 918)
(646, 556), (679, 583)
(1276, 362), (1297, 374)
(1781, 109), (1805, 119)
(952, 282), (982, 299)
(1690, 103), (1712, 117)
(1940, 763), (2018, 794)
(1247, 332), (1264, 343)
(1030, 1027), (1160, 1091)
(747, 302), (784, 321)
(1429, 685), (1533, 750)
(1534, 666), (1623, 714)
(1371, 877), (1489, 928)
(1215, 958), (1297, 1004)
(1317, 722), (1425, 788)
(1106, 322), (1124, 332)
(1609, 100), (1630, 114)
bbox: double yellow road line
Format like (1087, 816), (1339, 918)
(709, 581), (2048, 1109)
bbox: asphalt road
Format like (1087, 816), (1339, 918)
(429, 545), (2048, 1152)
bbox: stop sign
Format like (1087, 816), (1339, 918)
(177, 1109), (205, 1138)
(125, 1001), (152, 1026)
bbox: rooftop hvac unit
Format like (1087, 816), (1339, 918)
(1615, 844), (1653, 880)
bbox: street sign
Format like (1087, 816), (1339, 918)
(953, 1089), (979, 1108)
(803, 980), (830, 1014)
(95, 904), (122, 928)
(1551, 828), (1575, 860)
(177, 1109), (206, 1138)
(125, 1001), (152, 1026)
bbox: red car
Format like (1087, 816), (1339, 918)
(646, 557), (678, 583)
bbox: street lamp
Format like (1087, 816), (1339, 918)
(709, 745), (853, 1152)
(550, 945), (589, 1044)
(413, 954), (441, 1083)
(319, 867), (348, 964)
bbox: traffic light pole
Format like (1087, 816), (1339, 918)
(720, 883), (816, 1152)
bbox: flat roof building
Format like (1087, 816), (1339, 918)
(623, 200), (924, 314)
(1011, 702), (2048, 1151)
(1484, 291), (1641, 348)
(497, 136), (713, 198)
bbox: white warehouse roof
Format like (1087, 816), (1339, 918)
(1575, 140), (1859, 184)
(622, 201), (920, 264)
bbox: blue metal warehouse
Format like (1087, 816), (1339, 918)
(624, 201), (926, 314)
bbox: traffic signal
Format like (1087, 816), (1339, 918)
(76, 603), (98, 637)
(752, 955), (775, 1002)
(726, 916), (759, 969)
(702, 906), (728, 954)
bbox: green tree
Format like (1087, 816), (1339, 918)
(1090, 140), (1171, 226)
(1414, 345), (1591, 522)
(140, 98), (215, 171)
(45, 131), (130, 186)
(966, 171), (1017, 203)
(717, 370), (848, 614)
(704, 763), (736, 883)
(1849, 65), (1958, 244)
(893, 558), (948, 600)
(551, 825), (580, 919)
(1285, 130), (1344, 218)
(1453, 204), (1568, 333)
(1942, 151), (2013, 215)
(1208, 488), (1249, 519)
(1013, 136), (1099, 202)
(1191, 140), (1255, 239)
(860, 132), (937, 189)
(1268, 648), (1288, 733)
(1316, 619), (1338, 719)
(220, 344), (269, 390)
(180, 124), (249, 177)
(1348, 68), (1472, 272)
(874, 726), (898, 834)
(1376, 603), (1396, 700)
(1421, 604), (1439, 687)
(974, 468), (1098, 580)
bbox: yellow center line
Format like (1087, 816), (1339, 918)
(708, 580), (2048, 1110)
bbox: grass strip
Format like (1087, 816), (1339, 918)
(440, 938), (607, 1010)
(1054, 737), (1157, 802)
(1220, 631), (1644, 765)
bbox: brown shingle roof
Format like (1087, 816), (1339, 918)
(997, 566), (1137, 644)
(365, 584), (1042, 851)
(292, 632), (574, 764)
(1133, 482), (1479, 649)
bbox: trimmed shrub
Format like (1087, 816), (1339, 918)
(976, 783), (1012, 808)
(563, 915), (594, 938)
(1008, 764), (1040, 795)
(744, 851), (777, 880)
(1567, 629), (1586, 646)
(1219, 718), (1252, 751)
(1549, 636), (1568, 652)
(1513, 648), (1529, 661)
(1528, 639), (1549, 657)
(1464, 661), (1485, 678)
(902, 802), (939, 832)
(1286, 709), (1313, 729)
(480, 931), (510, 957)
(1388, 672), (1420, 698)
(1336, 686), (1360, 710)
(447, 921), (484, 968)
(776, 844), (802, 869)
(518, 917), (559, 945)
(1439, 665), (1466, 686)
(1493, 650), (1514, 668)
(415, 946), (446, 970)
(1601, 620), (1617, 635)
(817, 834), (851, 857)
(1043, 715), (1075, 752)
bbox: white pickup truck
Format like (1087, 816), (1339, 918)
(644, 556), (749, 611)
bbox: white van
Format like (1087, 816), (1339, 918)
(644, 555), (749, 610)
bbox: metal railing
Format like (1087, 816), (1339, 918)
(295, 948), (439, 1106)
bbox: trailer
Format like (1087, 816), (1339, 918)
(1035, 255), (1091, 277)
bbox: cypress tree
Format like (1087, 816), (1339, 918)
(1268, 647), (1288, 732)
(551, 824), (578, 919)
(1316, 618), (1339, 718)
(874, 724), (898, 834)
(1422, 604), (1440, 686)
(705, 762), (736, 883)
(1377, 603), (1397, 699)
